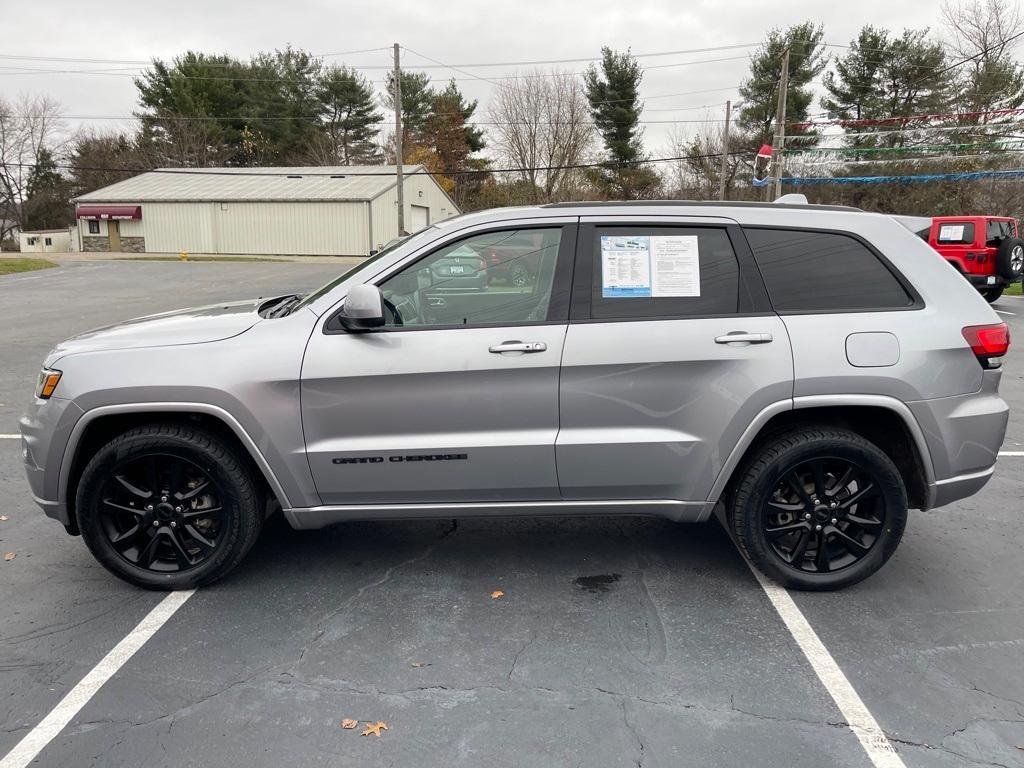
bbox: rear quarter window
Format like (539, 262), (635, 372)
(935, 222), (975, 245)
(743, 228), (914, 313)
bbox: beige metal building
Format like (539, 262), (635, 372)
(73, 166), (459, 256)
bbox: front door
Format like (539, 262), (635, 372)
(301, 222), (576, 505)
(556, 217), (793, 503)
(107, 220), (122, 252)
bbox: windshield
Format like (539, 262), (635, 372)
(292, 230), (429, 310)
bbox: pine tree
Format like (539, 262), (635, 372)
(23, 148), (71, 230)
(383, 70), (435, 153)
(316, 66), (381, 165)
(584, 47), (660, 199)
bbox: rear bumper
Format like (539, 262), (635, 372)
(965, 273), (1009, 288)
(909, 370), (1008, 510)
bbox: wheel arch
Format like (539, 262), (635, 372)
(708, 396), (934, 514)
(60, 403), (291, 531)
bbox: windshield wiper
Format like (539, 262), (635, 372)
(264, 294), (302, 318)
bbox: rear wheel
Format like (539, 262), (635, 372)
(76, 423), (263, 590)
(728, 427), (908, 590)
(982, 286), (1004, 303)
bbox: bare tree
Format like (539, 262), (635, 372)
(942, 0), (1024, 113)
(0, 93), (67, 239)
(487, 69), (594, 203)
(660, 122), (749, 201)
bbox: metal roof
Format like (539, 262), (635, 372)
(74, 166), (424, 203)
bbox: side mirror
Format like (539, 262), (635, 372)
(336, 284), (385, 331)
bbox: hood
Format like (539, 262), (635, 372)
(48, 298), (266, 362)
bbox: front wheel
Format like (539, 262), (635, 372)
(982, 286), (1004, 303)
(76, 423), (263, 590)
(728, 427), (908, 591)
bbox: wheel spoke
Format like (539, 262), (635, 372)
(184, 524), (216, 554)
(165, 529), (194, 568)
(811, 460), (827, 500)
(814, 530), (830, 572)
(109, 523), (142, 550)
(144, 457), (160, 497)
(768, 500), (804, 513)
(839, 483), (877, 509)
(102, 498), (145, 517)
(137, 531), (160, 567)
(784, 472), (812, 505)
(114, 475), (151, 500)
(828, 465), (855, 497)
(181, 505), (222, 520)
(845, 513), (883, 529)
(766, 521), (808, 540)
(168, 460), (183, 499)
(832, 527), (870, 556)
(175, 480), (210, 502)
(789, 529), (811, 565)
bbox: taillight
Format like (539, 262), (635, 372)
(962, 323), (1010, 368)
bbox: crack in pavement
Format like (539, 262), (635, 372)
(294, 520), (458, 665)
(507, 633), (535, 682)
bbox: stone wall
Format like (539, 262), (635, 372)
(120, 237), (146, 253)
(82, 236), (109, 251)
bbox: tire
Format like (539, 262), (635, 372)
(995, 238), (1024, 280)
(76, 423), (263, 590)
(982, 286), (1004, 303)
(728, 427), (908, 591)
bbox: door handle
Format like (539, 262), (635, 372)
(714, 332), (774, 345)
(489, 340), (547, 354)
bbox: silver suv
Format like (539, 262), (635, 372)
(20, 201), (1011, 591)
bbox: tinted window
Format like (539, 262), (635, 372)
(936, 222), (975, 244)
(986, 220), (1014, 247)
(744, 228), (913, 312)
(378, 228), (562, 328)
(589, 227), (739, 319)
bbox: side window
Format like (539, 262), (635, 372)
(744, 228), (914, 313)
(88, 220), (100, 234)
(589, 227), (739, 320)
(378, 227), (563, 328)
(936, 221), (975, 245)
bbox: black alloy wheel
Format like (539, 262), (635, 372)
(76, 423), (263, 589)
(98, 452), (225, 573)
(762, 457), (885, 574)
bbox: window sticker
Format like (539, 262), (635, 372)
(650, 236), (700, 297)
(601, 235), (701, 298)
(938, 224), (965, 242)
(601, 236), (652, 297)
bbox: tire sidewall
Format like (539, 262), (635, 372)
(737, 434), (908, 590)
(76, 432), (249, 590)
(996, 238), (1024, 280)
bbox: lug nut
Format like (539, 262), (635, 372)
(161, 495), (168, 502)
(831, 517), (838, 525)
(812, 498), (820, 505)
(175, 506), (182, 513)
(170, 521), (177, 528)
(146, 504), (154, 511)
(830, 501), (838, 508)
(804, 513), (812, 520)
(152, 520), (159, 527)
(815, 524), (822, 531)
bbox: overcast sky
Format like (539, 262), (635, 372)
(2, 0), (955, 156)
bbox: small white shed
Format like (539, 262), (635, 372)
(19, 229), (72, 253)
(72, 165), (460, 257)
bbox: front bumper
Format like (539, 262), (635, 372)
(19, 395), (85, 526)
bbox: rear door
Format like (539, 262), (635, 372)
(556, 216), (793, 503)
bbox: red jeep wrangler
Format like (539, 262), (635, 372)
(923, 216), (1024, 302)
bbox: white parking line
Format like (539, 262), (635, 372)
(0, 435), (20, 439)
(994, 309), (1015, 315)
(748, 566), (907, 768)
(999, 451), (1024, 456)
(0, 590), (194, 768)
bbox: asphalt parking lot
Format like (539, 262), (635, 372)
(1, 260), (1022, 768)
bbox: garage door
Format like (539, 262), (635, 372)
(410, 205), (430, 233)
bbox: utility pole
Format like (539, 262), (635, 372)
(718, 99), (731, 201)
(770, 47), (790, 200)
(393, 42), (405, 236)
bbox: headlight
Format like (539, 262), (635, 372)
(36, 368), (62, 399)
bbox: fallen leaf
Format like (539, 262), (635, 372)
(410, 662), (430, 668)
(340, 718), (358, 730)
(3, 552), (15, 561)
(490, 590), (504, 599)
(361, 721), (388, 737)
(0, 515), (8, 521)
